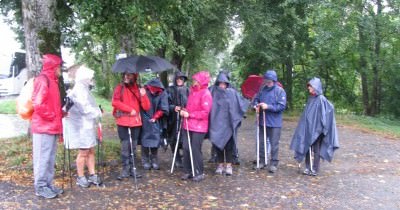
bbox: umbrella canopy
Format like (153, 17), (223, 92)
(241, 75), (264, 99)
(112, 55), (176, 73)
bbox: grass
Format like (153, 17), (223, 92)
(0, 99), (16, 114)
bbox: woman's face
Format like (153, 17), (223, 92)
(308, 85), (316, 95)
(176, 77), (184, 86)
(192, 80), (200, 87)
(218, 82), (227, 89)
(124, 73), (136, 84)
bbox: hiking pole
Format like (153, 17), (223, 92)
(96, 121), (105, 188)
(170, 113), (182, 173)
(263, 110), (268, 167)
(185, 117), (195, 177)
(256, 110), (260, 170)
(62, 135), (66, 190)
(127, 128), (138, 190)
(309, 145), (313, 172)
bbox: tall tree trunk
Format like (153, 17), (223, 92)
(358, 23), (371, 115)
(22, 0), (61, 77)
(371, 0), (382, 115)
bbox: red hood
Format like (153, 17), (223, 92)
(41, 54), (62, 80)
(192, 71), (210, 89)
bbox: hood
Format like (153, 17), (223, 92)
(146, 78), (165, 90)
(308, 77), (323, 96)
(192, 71), (210, 88)
(75, 65), (94, 86)
(41, 54), (62, 79)
(214, 71), (231, 87)
(263, 70), (278, 82)
(173, 71), (188, 86)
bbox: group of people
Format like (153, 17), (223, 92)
(30, 54), (339, 199)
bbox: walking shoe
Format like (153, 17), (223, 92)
(48, 185), (64, 195)
(268, 165), (278, 173)
(36, 186), (57, 199)
(175, 158), (183, 168)
(252, 163), (266, 170)
(303, 168), (311, 175)
(117, 167), (130, 180)
(192, 174), (205, 182)
(215, 164), (224, 175)
(143, 162), (151, 170)
(233, 157), (241, 165)
(88, 174), (102, 185)
(180, 173), (192, 180)
(76, 176), (90, 188)
(130, 169), (143, 178)
(225, 165), (233, 176)
(310, 170), (318, 176)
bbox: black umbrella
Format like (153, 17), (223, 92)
(112, 55), (176, 73)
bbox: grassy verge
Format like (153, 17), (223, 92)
(0, 99), (16, 114)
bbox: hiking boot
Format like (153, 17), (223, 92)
(130, 168), (143, 178)
(252, 162), (266, 170)
(48, 185), (64, 195)
(143, 162), (151, 170)
(151, 157), (160, 170)
(268, 165), (277, 173)
(117, 167), (130, 180)
(88, 174), (102, 185)
(215, 164), (224, 175)
(76, 176), (90, 188)
(233, 157), (241, 165)
(192, 174), (205, 182)
(225, 165), (233, 176)
(181, 173), (192, 180)
(36, 186), (57, 199)
(303, 168), (311, 175)
(310, 170), (318, 176)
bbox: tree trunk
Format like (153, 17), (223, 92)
(358, 23), (371, 115)
(371, 0), (382, 115)
(22, 0), (61, 78)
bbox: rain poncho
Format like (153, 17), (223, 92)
(140, 78), (169, 148)
(63, 66), (101, 149)
(209, 72), (249, 150)
(290, 77), (339, 162)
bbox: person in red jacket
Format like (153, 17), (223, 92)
(179, 71), (212, 182)
(31, 54), (64, 199)
(112, 72), (150, 179)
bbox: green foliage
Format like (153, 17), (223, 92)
(0, 99), (16, 114)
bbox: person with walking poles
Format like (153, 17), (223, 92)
(290, 77), (339, 176)
(63, 65), (103, 187)
(112, 72), (150, 180)
(252, 70), (286, 173)
(179, 71), (212, 182)
(209, 71), (249, 176)
(140, 78), (169, 170)
(167, 71), (189, 170)
(31, 54), (64, 199)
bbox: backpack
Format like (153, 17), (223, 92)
(16, 75), (49, 120)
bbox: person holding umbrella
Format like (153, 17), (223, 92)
(140, 78), (169, 170)
(252, 70), (286, 173)
(167, 71), (189, 169)
(209, 71), (249, 176)
(179, 71), (212, 182)
(112, 72), (150, 179)
(63, 65), (102, 187)
(290, 77), (339, 176)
